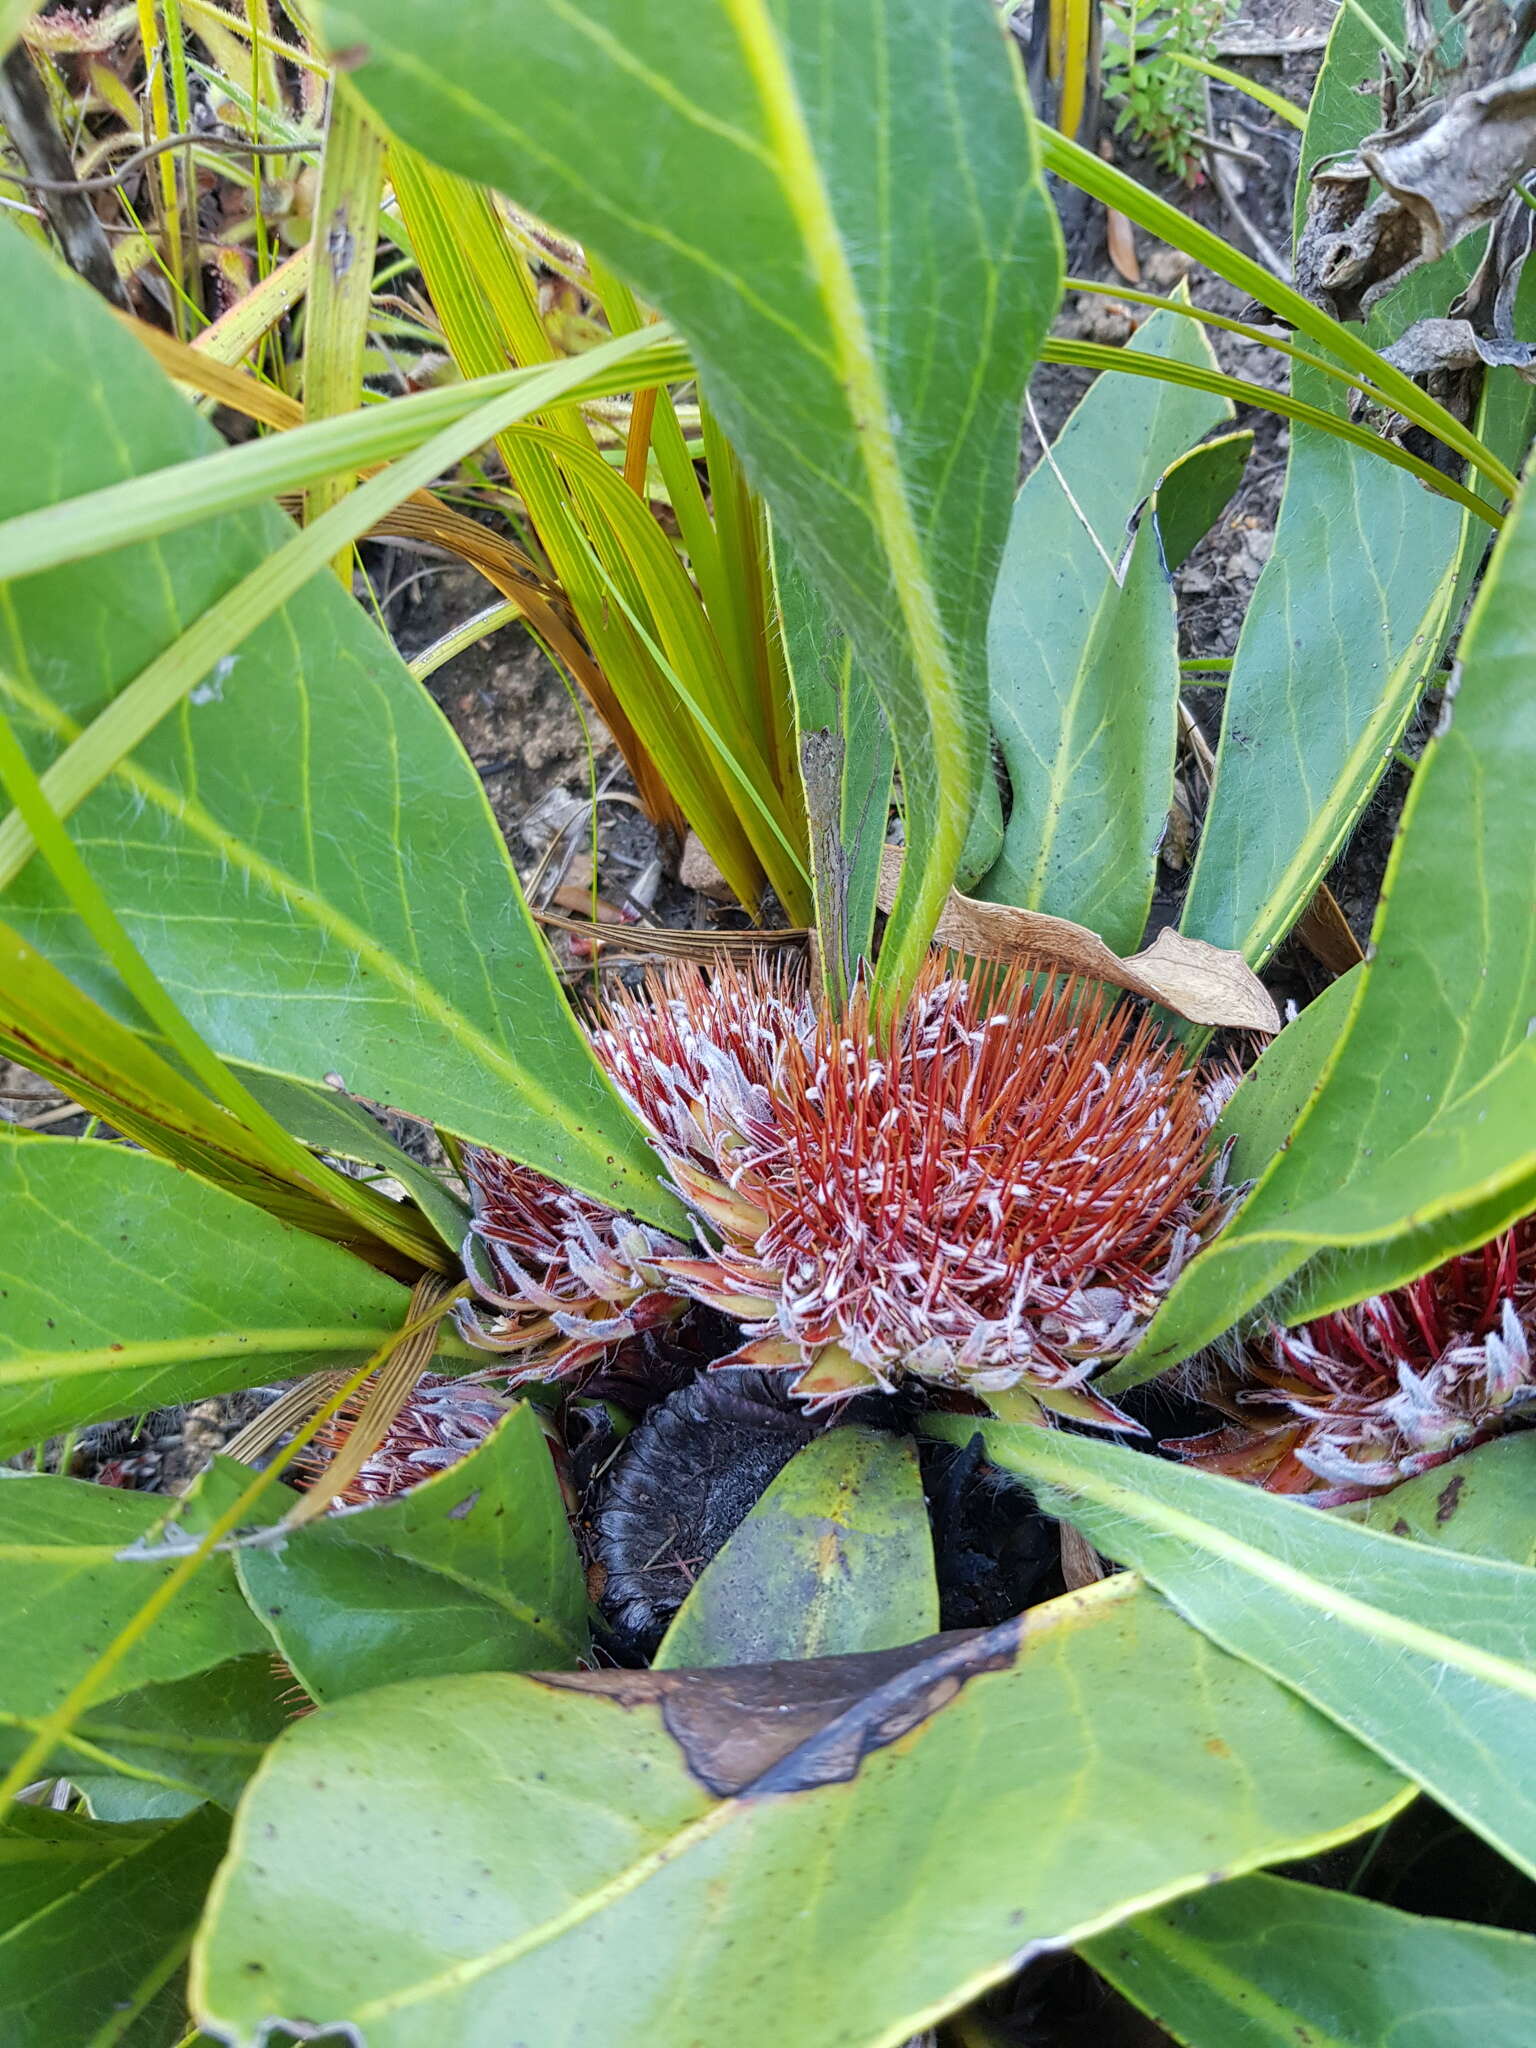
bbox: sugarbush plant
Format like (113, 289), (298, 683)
(0, 0), (1533, 2041)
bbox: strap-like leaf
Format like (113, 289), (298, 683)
(953, 1421), (1536, 1879)
(319, 0), (1064, 998)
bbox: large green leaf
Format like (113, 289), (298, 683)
(1361, 1434), (1536, 1567)
(0, 1472), (266, 1722)
(654, 1427), (937, 1668)
(318, 0), (1064, 997)
(0, 1130), (429, 1453)
(956, 1422), (1536, 1879)
(0, 1803), (228, 2048)
(194, 1578), (1404, 2045)
(1213, 967), (1360, 1188)
(1124, 448), (1536, 1381)
(0, 1654), (292, 1822)
(238, 1404), (588, 1702)
(1084, 1873), (1536, 2048)
(1177, 0), (1466, 969)
(0, 229), (675, 1225)
(979, 302), (1230, 950)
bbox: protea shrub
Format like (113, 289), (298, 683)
(1178, 1219), (1536, 1502)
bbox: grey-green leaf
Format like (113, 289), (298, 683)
(1177, 0), (1467, 969)
(654, 1427), (937, 1669)
(238, 1402), (587, 1701)
(194, 1577), (1404, 2047)
(0, 230), (673, 1225)
(1126, 445), (1536, 1381)
(980, 302), (1230, 951)
(1176, 403), (1460, 967)
(955, 1421), (1536, 1879)
(0, 1129), (415, 1454)
(318, 0), (1064, 995)
(1084, 1872), (1536, 2048)
(778, 534), (894, 1001)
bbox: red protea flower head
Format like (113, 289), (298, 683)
(454, 1146), (685, 1379)
(1179, 1219), (1536, 1500)
(305, 1374), (510, 1506)
(594, 955), (1228, 1420)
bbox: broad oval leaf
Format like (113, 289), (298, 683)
(319, 0), (1064, 995)
(1126, 445), (1536, 1381)
(238, 1403), (588, 1701)
(0, 1803), (228, 2048)
(1084, 1872), (1536, 2048)
(979, 300), (1231, 950)
(0, 1129), (422, 1454)
(0, 1471), (266, 1722)
(0, 230), (674, 1224)
(957, 1421), (1536, 1879)
(654, 1427), (937, 1668)
(193, 1579), (1405, 2045)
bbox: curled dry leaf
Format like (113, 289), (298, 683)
(1300, 64), (1536, 319)
(1365, 63), (1536, 261)
(875, 846), (1279, 1032)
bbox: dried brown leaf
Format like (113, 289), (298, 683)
(875, 847), (1279, 1032)
(1106, 207), (1141, 284)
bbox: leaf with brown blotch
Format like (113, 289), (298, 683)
(195, 1576), (1406, 2048)
(876, 848), (1279, 1032)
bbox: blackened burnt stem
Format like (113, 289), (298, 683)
(0, 46), (126, 308)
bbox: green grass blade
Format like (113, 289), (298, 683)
(1042, 339), (1501, 525)
(0, 326), (690, 580)
(300, 78), (387, 574)
(1040, 127), (1517, 500)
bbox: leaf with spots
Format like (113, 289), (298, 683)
(654, 1427), (937, 1668)
(236, 1404), (588, 1701)
(193, 1577), (1404, 2045)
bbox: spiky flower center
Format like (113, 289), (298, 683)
(460, 957), (1227, 1420)
(1183, 1221), (1536, 1498)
